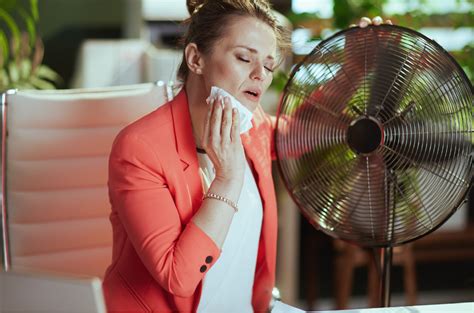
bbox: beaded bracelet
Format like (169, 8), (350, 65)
(204, 192), (239, 212)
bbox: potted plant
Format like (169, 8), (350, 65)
(0, 0), (60, 92)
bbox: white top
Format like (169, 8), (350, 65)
(196, 151), (263, 313)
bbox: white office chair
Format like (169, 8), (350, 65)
(1, 82), (174, 278)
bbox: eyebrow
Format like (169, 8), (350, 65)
(234, 45), (275, 61)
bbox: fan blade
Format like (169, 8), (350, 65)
(342, 153), (391, 244)
(286, 143), (356, 194)
(302, 152), (391, 245)
(366, 31), (419, 122)
(276, 93), (349, 159)
(285, 143), (359, 233)
(383, 120), (471, 168)
(389, 155), (471, 244)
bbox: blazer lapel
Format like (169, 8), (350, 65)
(169, 89), (203, 216)
(170, 89), (199, 171)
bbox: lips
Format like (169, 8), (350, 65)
(243, 87), (262, 102)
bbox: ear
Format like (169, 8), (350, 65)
(185, 43), (204, 75)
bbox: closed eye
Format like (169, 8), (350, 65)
(264, 66), (274, 73)
(238, 55), (274, 73)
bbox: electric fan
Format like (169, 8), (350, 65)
(275, 24), (473, 307)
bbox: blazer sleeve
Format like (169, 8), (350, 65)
(108, 132), (221, 297)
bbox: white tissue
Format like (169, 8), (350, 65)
(210, 86), (253, 134)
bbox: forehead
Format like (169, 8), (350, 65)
(218, 16), (277, 57)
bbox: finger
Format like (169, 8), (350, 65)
(349, 23), (357, 28)
(201, 97), (213, 149)
(230, 108), (240, 143)
(359, 17), (371, 28)
(385, 19), (393, 25)
(372, 16), (383, 26)
(210, 95), (223, 148)
(219, 95), (225, 110)
(221, 97), (232, 146)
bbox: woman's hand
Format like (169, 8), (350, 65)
(350, 16), (393, 28)
(193, 95), (246, 247)
(201, 95), (246, 184)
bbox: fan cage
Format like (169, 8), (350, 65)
(276, 25), (473, 247)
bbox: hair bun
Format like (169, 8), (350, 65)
(186, 0), (205, 15)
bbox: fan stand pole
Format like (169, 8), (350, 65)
(379, 246), (393, 307)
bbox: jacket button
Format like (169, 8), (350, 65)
(205, 256), (213, 264)
(200, 265), (207, 273)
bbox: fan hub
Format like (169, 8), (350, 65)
(347, 116), (383, 154)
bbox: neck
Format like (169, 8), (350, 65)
(185, 74), (209, 149)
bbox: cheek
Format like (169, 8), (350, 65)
(207, 61), (231, 81)
(208, 61), (248, 87)
(214, 63), (231, 77)
(262, 75), (273, 92)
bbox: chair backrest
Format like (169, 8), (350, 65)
(1, 82), (174, 277)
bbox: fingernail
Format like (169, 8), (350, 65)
(373, 16), (383, 25)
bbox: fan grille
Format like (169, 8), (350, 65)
(276, 25), (473, 247)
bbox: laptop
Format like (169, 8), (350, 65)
(0, 270), (106, 313)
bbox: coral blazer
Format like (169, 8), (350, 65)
(103, 88), (278, 313)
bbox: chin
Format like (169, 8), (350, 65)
(248, 102), (259, 112)
(240, 99), (258, 112)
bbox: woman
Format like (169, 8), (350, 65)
(102, 0), (388, 311)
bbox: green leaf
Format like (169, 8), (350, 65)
(333, 0), (354, 29)
(1, 0), (18, 12)
(8, 61), (19, 83)
(15, 81), (35, 90)
(19, 58), (32, 79)
(269, 70), (289, 93)
(30, 75), (55, 89)
(30, 0), (39, 21)
(18, 7), (36, 45)
(36, 64), (60, 82)
(0, 68), (10, 90)
(0, 31), (8, 66)
(0, 8), (21, 50)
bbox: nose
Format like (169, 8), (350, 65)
(250, 63), (266, 81)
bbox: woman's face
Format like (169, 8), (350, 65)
(200, 16), (277, 112)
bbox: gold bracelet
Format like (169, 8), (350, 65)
(204, 192), (239, 212)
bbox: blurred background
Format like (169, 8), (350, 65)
(1, 0), (473, 311)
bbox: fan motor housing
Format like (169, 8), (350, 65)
(347, 116), (383, 154)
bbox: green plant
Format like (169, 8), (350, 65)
(0, 0), (60, 91)
(333, 0), (388, 29)
(451, 42), (474, 83)
(269, 70), (289, 93)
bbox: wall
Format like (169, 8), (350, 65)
(37, 0), (125, 87)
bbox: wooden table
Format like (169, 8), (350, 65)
(413, 223), (474, 263)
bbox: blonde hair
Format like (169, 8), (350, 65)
(177, 0), (291, 81)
